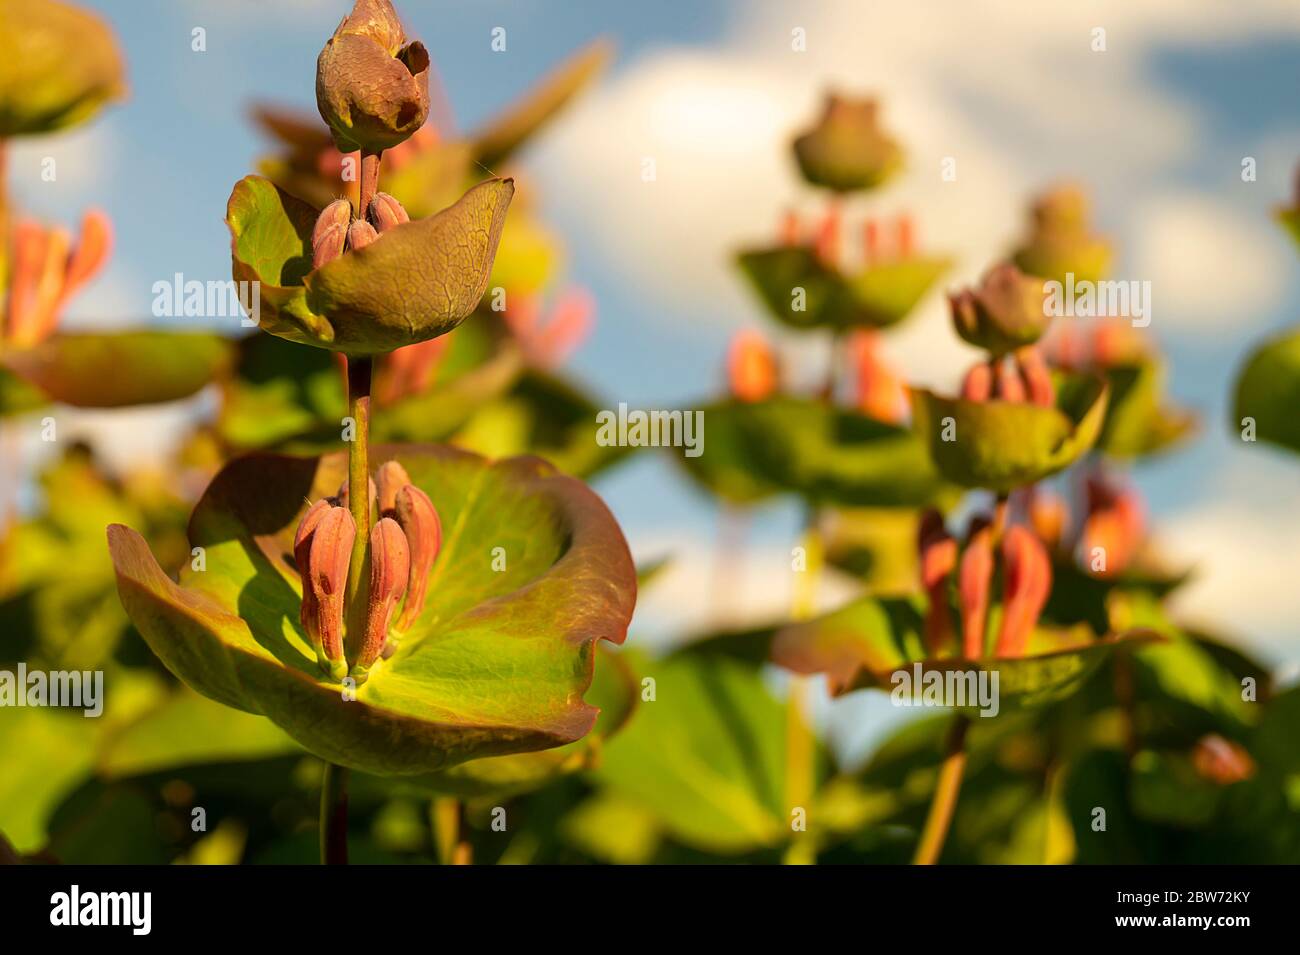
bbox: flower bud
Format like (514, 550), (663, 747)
(1082, 474), (1144, 577)
(354, 517), (409, 677)
(312, 198), (352, 269)
(792, 94), (903, 193)
(336, 475), (377, 517)
(294, 501), (356, 679)
(1028, 489), (1067, 551)
(960, 362), (993, 402)
(993, 356), (1027, 402)
(1192, 734), (1255, 786)
(375, 459), (412, 516)
(993, 525), (1052, 657)
(726, 330), (778, 402)
(316, 0), (431, 153)
(394, 483), (442, 631)
(957, 516), (993, 659)
(347, 219), (379, 251)
(918, 510), (957, 654)
(1016, 346), (1055, 407)
(850, 330), (907, 424)
(950, 263), (1051, 355)
(368, 192), (410, 233)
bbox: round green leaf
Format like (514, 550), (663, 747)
(107, 444), (636, 776)
(912, 373), (1109, 491)
(1233, 325), (1300, 456)
(1, 331), (232, 408)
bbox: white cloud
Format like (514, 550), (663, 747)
(1131, 194), (1290, 332)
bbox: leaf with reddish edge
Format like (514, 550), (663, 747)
(771, 593), (1163, 710)
(107, 444), (636, 776)
(1, 331), (232, 408)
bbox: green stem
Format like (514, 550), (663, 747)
(782, 516), (822, 866)
(912, 713), (969, 865)
(320, 762), (349, 865)
(343, 356), (373, 669)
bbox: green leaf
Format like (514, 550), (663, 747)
(1, 331), (232, 408)
(736, 247), (948, 331)
(1233, 325), (1300, 455)
(0, 366), (49, 416)
(771, 592), (1162, 709)
(678, 397), (950, 507)
(1098, 359), (1196, 458)
(591, 653), (796, 854)
(227, 175), (514, 354)
(0, 0), (126, 137)
(912, 373), (1109, 491)
(471, 39), (612, 169)
(107, 444), (636, 776)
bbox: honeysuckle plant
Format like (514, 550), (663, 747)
(0, 0), (232, 415)
(106, 0), (636, 865)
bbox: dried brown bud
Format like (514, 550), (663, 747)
(355, 517), (409, 675)
(368, 192), (410, 233)
(394, 483), (441, 631)
(294, 501), (356, 679)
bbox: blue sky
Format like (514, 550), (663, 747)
(11, 1), (1300, 759)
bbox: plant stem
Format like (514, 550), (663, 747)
(344, 355), (373, 667)
(912, 713), (970, 865)
(782, 518), (822, 866)
(432, 797), (472, 865)
(320, 762), (349, 865)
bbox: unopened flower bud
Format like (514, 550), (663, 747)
(1016, 346), (1055, 407)
(960, 362), (993, 401)
(994, 357), (1027, 402)
(336, 476), (377, 517)
(1192, 734), (1255, 786)
(993, 525), (1052, 658)
(950, 263), (1051, 355)
(368, 192), (410, 232)
(375, 459), (412, 516)
(726, 329), (778, 402)
(958, 516), (993, 659)
(294, 501), (356, 679)
(1028, 489), (1068, 551)
(1082, 474), (1144, 577)
(347, 219), (379, 251)
(394, 483), (441, 632)
(354, 517), (409, 677)
(312, 199), (352, 269)
(918, 509), (957, 654)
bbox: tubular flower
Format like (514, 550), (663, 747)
(291, 458), (442, 682)
(957, 516), (994, 658)
(993, 525), (1052, 657)
(849, 329), (908, 424)
(1081, 472), (1144, 577)
(949, 262), (1052, 355)
(503, 288), (595, 368)
(918, 509), (957, 654)
(315, 0), (430, 153)
(3, 210), (112, 348)
(377, 335), (451, 404)
(1027, 487), (1068, 551)
(726, 329), (779, 402)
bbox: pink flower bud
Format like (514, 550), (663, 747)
(375, 459), (412, 516)
(336, 476), (377, 517)
(726, 329), (778, 402)
(311, 199), (352, 269)
(994, 357), (1027, 402)
(355, 517), (409, 675)
(960, 362), (992, 401)
(347, 219), (379, 251)
(367, 191), (410, 232)
(294, 502), (356, 678)
(958, 516), (993, 659)
(993, 525), (1052, 657)
(394, 483), (441, 631)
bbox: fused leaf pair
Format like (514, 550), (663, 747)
(226, 173), (513, 355)
(950, 263), (1052, 356)
(1011, 184), (1112, 286)
(792, 94), (903, 193)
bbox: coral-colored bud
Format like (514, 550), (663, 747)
(394, 483), (441, 632)
(1016, 346), (1055, 407)
(295, 503), (356, 678)
(779, 209), (801, 246)
(850, 330), (908, 424)
(1028, 489), (1068, 551)
(814, 205), (841, 268)
(918, 509), (957, 654)
(1082, 474), (1144, 577)
(726, 329), (778, 402)
(63, 209), (113, 299)
(367, 191), (409, 232)
(1092, 319), (1147, 368)
(863, 219), (880, 265)
(355, 517), (409, 675)
(994, 358), (1027, 402)
(958, 517), (993, 658)
(1191, 734), (1256, 786)
(375, 459), (412, 516)
(960, 362), (993, 401)
(312, 199), (352, 269)
(336, 476), (377, 519)
(347, 219), (379, 251)
(896, 214), (914, 259)
(993, 525), (1052, 658)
